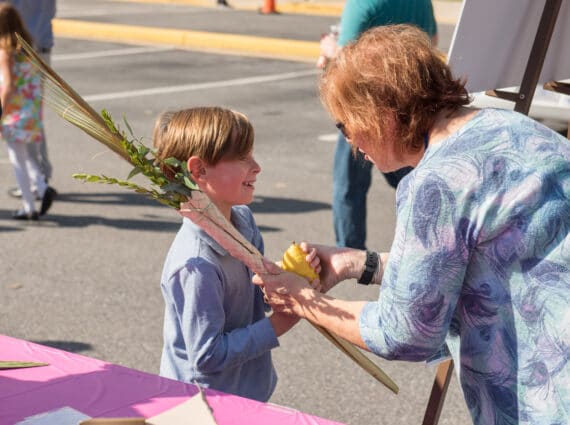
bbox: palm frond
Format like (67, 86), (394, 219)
(0, 361), (49, 369)
(18, 33), (398, 393)
(17, 34), (127, 160)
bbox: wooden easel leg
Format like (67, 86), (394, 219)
(421, 360), (454, 425)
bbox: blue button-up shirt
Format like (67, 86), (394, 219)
(159, 205), (278, 402)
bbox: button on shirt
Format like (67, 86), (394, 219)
(159, 205), (278, 402)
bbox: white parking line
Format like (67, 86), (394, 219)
(52, 46), (173, 61)
(83, 68), (319, 102)
(318, 133), (338, 143)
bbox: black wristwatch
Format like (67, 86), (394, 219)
(357, 250), (378, 285)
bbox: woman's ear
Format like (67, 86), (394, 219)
(187, 156), (207, 182)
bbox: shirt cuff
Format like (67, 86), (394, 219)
(251, 317), (280, 353)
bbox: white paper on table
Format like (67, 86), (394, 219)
(16, 406), (91, 425)
(146, 388), (218, 425)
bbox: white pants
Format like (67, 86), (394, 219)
(7, 141), (47, 214)
(25, 51), (52, 181)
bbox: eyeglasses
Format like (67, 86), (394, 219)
(335, 122), (349, 139)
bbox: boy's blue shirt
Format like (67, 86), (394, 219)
(159, 205), (278, 402)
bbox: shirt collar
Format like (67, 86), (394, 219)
(181, 206), (253, 257)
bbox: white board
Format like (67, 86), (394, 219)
(447, 0), (570, 93)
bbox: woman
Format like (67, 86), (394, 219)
(254, 25), (569, 425)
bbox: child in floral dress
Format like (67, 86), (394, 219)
(0, 3), (54, 220)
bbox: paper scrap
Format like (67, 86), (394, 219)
(16, 406), (91, 425)
(146, 389), (218, 425)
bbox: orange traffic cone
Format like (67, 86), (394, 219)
(261, 0), (276, 14)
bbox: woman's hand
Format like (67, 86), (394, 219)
(255, 259), (369, 348)
(299, 242), (367, 292)
(254, 260), (317, 319)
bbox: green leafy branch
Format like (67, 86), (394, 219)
(73, 110), (199, 209)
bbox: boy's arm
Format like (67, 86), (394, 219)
(269, 311), (300, 337)
(168, 261), (279, 375)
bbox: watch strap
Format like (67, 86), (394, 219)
(357, 250), (378, 285)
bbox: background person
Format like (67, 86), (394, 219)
(318, 0), (438, 250)
(255, 25), (570, 425)
(153, 107), (299, 402)
(0, 3), (53, 220)
(6, 0), (56, 199)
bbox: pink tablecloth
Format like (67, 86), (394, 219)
(0, 335), (342, 425)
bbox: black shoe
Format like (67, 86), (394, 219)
(8, 187), (40, 200)
(12, 210), (39, 221)
(40, 186), (57, 216)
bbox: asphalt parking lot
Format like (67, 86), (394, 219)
(2, 1), (473, 424)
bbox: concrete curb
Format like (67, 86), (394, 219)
(53, 19), (320, 62)
(53, 1), (461, 62)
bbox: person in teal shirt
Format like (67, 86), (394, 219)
(330, 0), (438, 250)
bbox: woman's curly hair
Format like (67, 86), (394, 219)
(320, 24), (471, 155)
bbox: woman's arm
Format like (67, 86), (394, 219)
(300, 242), (389, 291)
(254, 261), (369, 349)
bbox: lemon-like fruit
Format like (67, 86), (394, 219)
(281, 242), (318, 282)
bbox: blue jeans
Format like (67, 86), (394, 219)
(332, 133), (372, 249)
(332, 133), (413, 249)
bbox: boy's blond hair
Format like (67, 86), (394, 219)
(153, 107), (254, 178)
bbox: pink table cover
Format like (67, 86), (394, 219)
(0, 335), (343, 425)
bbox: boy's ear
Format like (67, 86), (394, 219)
(187, 156), (207, 181)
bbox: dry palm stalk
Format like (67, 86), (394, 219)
(17, 35), (398, 394)
(0, 361), (49, 369)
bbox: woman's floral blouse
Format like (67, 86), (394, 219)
(361, 109), (569, 425)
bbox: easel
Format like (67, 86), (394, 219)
(421, 1), (565, 424)
(485, 0), (563, 115)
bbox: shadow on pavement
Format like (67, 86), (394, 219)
(50, 192), (163, 208)
(31, 340), (93, 353)
(250, 196), (330, 214)
(33, 214), (180, 232)
(0, 225), (25, 233)
(0, 194), (329, 232)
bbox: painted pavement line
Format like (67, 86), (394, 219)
(53, 19), (320, 62)
(84, 68), (319, 102)
(52, 46), (173, 62)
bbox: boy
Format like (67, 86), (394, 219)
(153, 107), (298, 401)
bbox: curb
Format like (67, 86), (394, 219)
(53, 1), (460, 62)
(52, 19), (320, 62)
